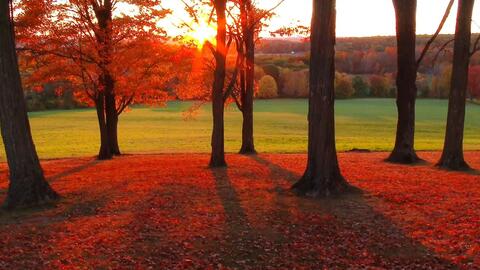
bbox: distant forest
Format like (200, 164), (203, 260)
(24, 35), (480, 111)
(254, 35), (480, 100)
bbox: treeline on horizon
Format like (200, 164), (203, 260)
(23, 34), (480, 111)
(254, 34), (480, 100)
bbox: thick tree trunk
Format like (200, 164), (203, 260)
(107, 110), (120, 155)
(93, 1), (119, 158)
(210, 0), (227, 167)
(292, 0), (351, 197)
(95, 94), (112, 160)
(388, 0), (420, 164)
(240, 107), (255, 154)
(0, 0), (58, 209)
(239, 1), (256, 155)
(437, 0), (474, 170)
(105, 82), (120, 156)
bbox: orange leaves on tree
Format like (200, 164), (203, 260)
(15, 0), (177, 113)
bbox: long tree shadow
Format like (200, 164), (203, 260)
(249, 155), (298, 185)
(0, 159), (102, 220)
(249, 155), (458, 268)
(47, 159), (101, 183)
(247, 155), (297, 247)
(0, 178), (129, 269)
(211, 167), (265, 268)
(0, 161), (99, 220)
(0, 159), (100, 198)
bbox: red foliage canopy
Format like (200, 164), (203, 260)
(15, 0), (178, 112)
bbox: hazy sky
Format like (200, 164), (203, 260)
(159, 0), (480, 38)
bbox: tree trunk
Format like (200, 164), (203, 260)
(437, 0), (475, 170)
(107, 109), (120, 155)
(292, 0), (351, 197)
(388, 0), (420, 164)
(94, 1), (119, 158)
(0, 0), (58, 209)
(105, 81), (120, 156)
(209, 0), (227, 167)
(239, 0), (256, 155)
(95, 94), (112, 160)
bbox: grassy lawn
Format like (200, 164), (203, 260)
(0, 98), (478, 160)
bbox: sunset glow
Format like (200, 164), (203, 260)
(185, 21), (217, 48)
(160, 0), (480, 38)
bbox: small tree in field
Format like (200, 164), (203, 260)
(0, 0), (58, 209)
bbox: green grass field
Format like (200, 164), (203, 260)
(0, 99), (479, 160)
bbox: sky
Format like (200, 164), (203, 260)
(158, 0), (480, 38)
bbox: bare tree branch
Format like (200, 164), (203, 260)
(470, 34), (480, 56)
(416, 0), (454, 67)
(431, 38), (454, 68)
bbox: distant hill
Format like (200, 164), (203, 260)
(257, 35), (458, 55)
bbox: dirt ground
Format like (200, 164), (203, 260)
(0, 152), (478, 269)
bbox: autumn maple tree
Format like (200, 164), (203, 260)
(0, 0), (58, 209)
(16, 0), (172, 160)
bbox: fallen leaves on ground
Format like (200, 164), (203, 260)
(0, 152), (478, 269)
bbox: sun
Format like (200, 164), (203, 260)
(186, 21), (217, 48)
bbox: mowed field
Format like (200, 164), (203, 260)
(1, 99), (479, 160)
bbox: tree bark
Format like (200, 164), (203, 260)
(239, 0), (256, 155)
(292, 0), (351, 197)
(437, 0), (475, 170)
(209, 0), (228, 167)
(105, 80), (120, 156)
(0, 0), (58, 209)
(95, 94), (112, 160)
(388, 0), (420, 164)
(94, 0), (120, 158)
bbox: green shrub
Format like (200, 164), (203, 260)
(352, 76), (370, 97)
